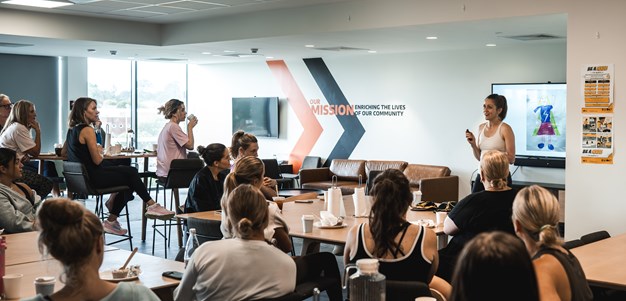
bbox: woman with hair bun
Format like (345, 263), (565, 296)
(21, 198), (159, 301)
(174, 184), (296, 301)
(437, 150), (518, 282)
(184, 143), (230, 213)
(219, 156), (291, 253)
(344, 169), (450, 298)
(156, 98), (198, 178)
(465, 93), (515, 192)
(0, 147), (36, 233)
(513, 185), (593, 301)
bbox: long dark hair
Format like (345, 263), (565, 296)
(68, 97), (96, 128)
(0, 148), (17, 169)
(197, 143), (227, 167)
(369, 169), (413, 257)
(486, 93), (508, 120)
(451, 231), (539, 301)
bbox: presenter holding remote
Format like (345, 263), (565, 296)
(465, 94), (515, 192)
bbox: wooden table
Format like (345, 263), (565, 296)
(5, 248), (184, 300)
(570, 233), (626, 290)
(4, 232), (117, 266)
(177, 196), (447, 255)
(35, 152), (157, 242)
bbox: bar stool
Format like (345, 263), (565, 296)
(63, 161), (133, 249)
(151, 158), (204, 258)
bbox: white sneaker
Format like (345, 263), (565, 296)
(145, 203), (175, 220)
(103, 220), (128, 235)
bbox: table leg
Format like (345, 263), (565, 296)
(38, 159), (45, 175)
(174, 189), (183, 248)
(141, 156), (150, 242)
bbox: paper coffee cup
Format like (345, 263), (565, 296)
(152, 143), (158, 152)
(3, 274), (24, 299)
(302, 215), (314, 233)
(34, 276), (56, 296)
(436, 211), (448, 226)
(412, 190), (422, 206)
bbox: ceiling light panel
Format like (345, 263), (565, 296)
(2, 0), (72, 8)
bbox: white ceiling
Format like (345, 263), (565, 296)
(0, 0), (567, 64)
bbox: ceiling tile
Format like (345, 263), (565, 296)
(194, 0), (259, 6)
(165, 1), (224, 10)
(131, 5), (192, 13)
(104, 8), (165, 17)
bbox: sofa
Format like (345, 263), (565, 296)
(300, 159), (459, 202)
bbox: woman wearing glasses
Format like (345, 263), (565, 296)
(0, 94), (12, 131)
(0, 99), (53, 199)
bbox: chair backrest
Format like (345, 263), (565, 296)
(563, 239), (585, 249)
(301, 156), (322, 169)
(386, 280), (432, 301)
(165, 159), (204, 189)
(62, 161), (96, 195)
(366, 170), (383, 195)
(187, 217), (223, 244)
(262, 159), (282, 179)
(580, 230), (611, 245)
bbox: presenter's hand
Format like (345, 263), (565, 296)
(465, 129), (475, 145)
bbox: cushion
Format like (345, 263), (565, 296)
(365, 160), (408, 175)
(403, 164), (451, 186)
(329, 159), (366, 181)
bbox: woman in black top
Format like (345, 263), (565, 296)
(184, 143), (230, 213)
(65, 97), (174, 235)
(513, 185), (593, 301)
(437, 150), (518, 281)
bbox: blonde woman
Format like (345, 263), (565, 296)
(230, 130), (278, 199)
(513, 186), (593, 301)
(436, 150), (518, 281)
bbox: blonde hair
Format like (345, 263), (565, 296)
(512, 185), (562, 249)
(226, 184), (269, 239)
(220, 156), (265, 226)
(480, 150), (509, 190)
(157, 99), (184, 119)
(1, 99), (33, 135)
(230, 130), (258, 160)
(37, 198), (103, 285)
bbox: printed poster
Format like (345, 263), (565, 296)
(582, 64), (614, 113)
(581, 115), (613, 164)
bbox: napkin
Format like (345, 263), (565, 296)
(319, 211), (340, 226)
(353, 187), (369, 217)
(326, 187), (345, 217)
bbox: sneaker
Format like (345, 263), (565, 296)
(145, 203), (175, 220)
(103, 220), (128, 235)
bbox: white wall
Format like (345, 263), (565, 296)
(188, 42), (566, 199)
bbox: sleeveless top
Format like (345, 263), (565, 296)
(533, 246), (593, 301)
(66, 124), (100, 176)
(477, 122), (506, 158)
(349, 223), (432, 282)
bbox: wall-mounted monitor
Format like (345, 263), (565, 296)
(232, 97), (279, 138)
(492, 83), (566, 168)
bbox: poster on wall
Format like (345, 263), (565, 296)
(581, 115), (613, 164)
(582, 64), (614, 113)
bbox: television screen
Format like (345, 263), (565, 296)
(232, 97), (279, 138)
(492, 83), (566, 167)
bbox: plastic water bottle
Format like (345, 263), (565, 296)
(184, 228), (200, 267)
(348, 259), (386, 301)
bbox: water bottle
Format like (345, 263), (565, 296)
(184, 228), (200, 267)
(347, 259), (386, 301)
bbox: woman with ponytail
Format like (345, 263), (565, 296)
(513, 185), (592, 301)
(344, 169), (451, 298)
(184, 143), (230, 213)
(22, 198), (159, 301)
(219, 156), (291, 253)
(174, 184), (296, 301)
(437, 150), (518, 282)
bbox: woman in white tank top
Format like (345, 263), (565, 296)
(465, 94), (516, 192)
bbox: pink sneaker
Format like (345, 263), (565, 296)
(145, 203), (175, 220)
(103, 220), (128, 235)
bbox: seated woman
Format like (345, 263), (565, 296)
(230, 130), (277, 199)
(450, 231), (540, 301)
(437, 150), (518, 281)
(21, 198), (160, 301)
(0, 148), (36, 233)
(219, 156), (291, 253)
(513, 185), (593, 301)
(184, 143), (230, 213)
(65, 97), (174, 235)
(174, 184), (296, 300)
(344, 169), (450, 299)
(0, 99), (53, 198)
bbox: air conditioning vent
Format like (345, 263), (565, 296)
(502, 34), (563, 41)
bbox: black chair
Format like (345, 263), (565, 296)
(580, 230), (611, 245)
(365, 170), (383, 195)
(63, 161), (133, 249)
(152, 158), (204, 258)
(262, 159), (294, 189)
(283, 156), (323, 188)
(563, 239), (585, 249)
(386, 280), (433, 301)
(186, 216), (223, 244)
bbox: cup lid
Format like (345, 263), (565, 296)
(35, 276), (55, 282)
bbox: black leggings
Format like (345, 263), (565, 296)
(89, 165), (152, 216)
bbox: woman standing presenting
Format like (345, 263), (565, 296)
(465, 94), (515, 192)
(66, 97), (174, 235)
(156, 98), (198, 179)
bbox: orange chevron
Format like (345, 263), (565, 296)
(267, 60), (323, 172)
